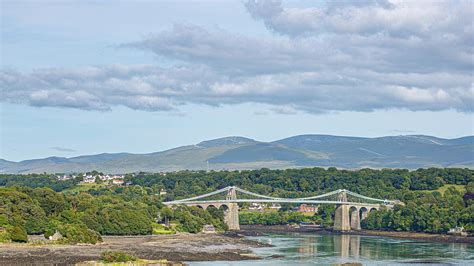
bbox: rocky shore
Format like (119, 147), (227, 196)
(0, 233), (271, 265)
(1, 227), (471, 265)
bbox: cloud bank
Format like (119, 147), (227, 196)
(51, 146), (77, 153)
(1, 0), (472, 114)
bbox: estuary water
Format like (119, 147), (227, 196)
(190, 233), (473, 265)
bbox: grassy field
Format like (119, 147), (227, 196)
(63, 183), (107, 193)
(151, 223), (175, 235)
(422, 184), (466, 195)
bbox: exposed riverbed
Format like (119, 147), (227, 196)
(0, 229), (472, 265)
(0, 234), (270, 265)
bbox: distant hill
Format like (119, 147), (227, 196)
(1, 135), (473, 173)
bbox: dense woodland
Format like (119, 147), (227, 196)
(0, 167), (473, 243)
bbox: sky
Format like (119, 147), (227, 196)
(1, 0), (473, 162)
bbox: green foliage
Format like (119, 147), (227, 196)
(0, 184), (164, 243)
(0, 174), (79, 191)
(317, 205), (336, 227)
(362, 187), (474, 233)
(0, 214), (8, 226)
(152, 223), (175, 234)
(8, 226), (27, 242)
(167, 205), (227, 233)
(31, 188), (66, 216)
(240, 211), (315, 225)
(98, 206), (152, 235)
(130, 168), (473, 200)
(0, 188), (49, 234)
(0, 230), (10, 243)
(0, 167), (472, 237)
(100, 251), (137, 263)
(57, 223), (102, 244)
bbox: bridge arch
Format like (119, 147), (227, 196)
(359, 207), (368, 221)
(206, 204), (218, 210)
(349, 206), (360, 230)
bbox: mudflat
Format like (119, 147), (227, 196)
(0, 233), (270, 265)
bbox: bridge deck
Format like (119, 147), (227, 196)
(164, 199), (387, 207)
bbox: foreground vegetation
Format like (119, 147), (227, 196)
(0, 185), (226, 243)
(0, 167), (472, 243)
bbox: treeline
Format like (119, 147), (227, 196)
(129, 167), (472, 200)
(362, 185), (474, 233)
(0, 174), (80, 191)
(1, 168), (471, 198)
(0, 167), (473, 236)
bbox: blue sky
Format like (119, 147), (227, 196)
(1, 0), (473, 161)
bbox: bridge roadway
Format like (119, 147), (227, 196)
(168, 199), (383, 207)
(164, 186), (401, 232)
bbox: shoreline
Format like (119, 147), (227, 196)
(238, 225), (474, 244)
(0, 234), (271, 265)
(1, 227), (472, 265)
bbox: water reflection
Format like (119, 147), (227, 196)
(309, 234), (470, 261)
(190, 233), (473, 265)
(253, 233), (473, 264)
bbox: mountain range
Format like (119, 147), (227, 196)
(1, 135), (473, 174)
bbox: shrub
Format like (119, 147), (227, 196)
(0, 230), (10, 243)
(98, 206), (152, 235)
(101, 251), (137, 263)
(0, 214), (8, 226)
(8, 226), (27, 242)
(58, 224), (102, 244)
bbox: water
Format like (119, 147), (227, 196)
(189, 233), (473, 265)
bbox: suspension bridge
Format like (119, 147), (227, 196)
(163, 186), (403, 231)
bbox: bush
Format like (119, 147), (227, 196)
(58, 224), (102, 244)
(98, 206), (152, 235)
(8, 226), (27, 242)
(101, 251), (137, 263)
(0, 230), (10, 243)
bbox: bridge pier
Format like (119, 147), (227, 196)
(350, 206), (361, 230)
(334, 205), (379, 231)
(334, 190), (351, 231)
(224, 203), (240, 230)
(334, 204), (351, 231)
(224, 187), (240, 230)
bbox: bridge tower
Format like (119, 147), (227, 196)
(224, 187), (240, 230)
(334, 190), (351, 231)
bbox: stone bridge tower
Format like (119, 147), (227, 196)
(333, 189), (381, 231)
(334, 190), (351, 231)
(225, 187), (240, 230)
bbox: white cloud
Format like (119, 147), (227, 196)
(2, 63), (471, 113)
(51, 146), (77, 153)
(1, 1), (472, 114)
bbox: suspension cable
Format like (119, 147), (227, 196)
(298, 189), (343, 200)
(345, 190), (391, 203)
(234, 187), (284, 200)
(172, 186), (231, 202)
(168, 186), (395, 205)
